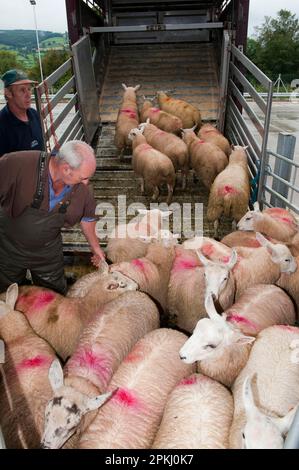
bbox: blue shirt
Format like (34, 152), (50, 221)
(48, 174), (95, 222)
(0, 104), (44, 157)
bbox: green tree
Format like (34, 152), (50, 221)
(29, 49), (71, 89)
(0, 50), (23, 75)
(247, 10), (299, 84)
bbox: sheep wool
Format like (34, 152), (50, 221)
(140, 100), (183, 134)
(157, 92), (201, 129)
(198, 123), (231, 156)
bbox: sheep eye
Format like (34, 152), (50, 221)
(285, 259), (290, 262)
(245, 217), (251, 221)
(205, 344), (216, 349)
(242, 432), (245, 439)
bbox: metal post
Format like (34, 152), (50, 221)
(284, 408), (299, 449)
(270, 133), (296, 208)
(218, 30), (231, 133)
(257, 81), (273, 208)
(30, 0), (44, 83)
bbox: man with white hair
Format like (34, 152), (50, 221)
(0, 141), (105, 294)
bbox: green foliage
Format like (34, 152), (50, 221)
(0, 30), (64, 50)
(29, 49), (72, 90)
(247, 10), (299, 84)
(0, 50), (23, 75)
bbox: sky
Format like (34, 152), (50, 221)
(0, 0), (298, 36)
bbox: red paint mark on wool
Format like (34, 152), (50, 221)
(150, 107), (160, 114)
(275, 325), (299, 333)
(265, 208), (296, 226)
(246, 239), (262, 248)
(196, 139), (205, 144)
(138, 143), (152, 152)
(69, 348), (111, 384)
(226, 313), (258, 332)
(172, 257), (198, 272)
(131, 258), (146, 271)
(203, 129), (219, 134)
(201, 243), (214, 257)
(218, 185), (238, 196)
(16, 355), (52, 372)
(179, 376), (197, 386)
(113, 388), (140, 408)
(124, 343), (144, 362)
(16, 290), (56, 314)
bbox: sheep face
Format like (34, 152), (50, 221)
(255, 233), (297, 273)
(204, 264), (231, 299)
(237, 210), (260, 231)
(128, 127), (143, 141)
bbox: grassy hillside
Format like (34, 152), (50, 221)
(0, 29), (66, 50)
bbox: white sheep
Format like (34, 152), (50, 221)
(140, 99), (183, 134)
(78, 328), (195, 449)
(198, 123), (231, 156)
(41, 291), (160, 449)
(207, 145), (250, 238)
(128, 127), (175, 204)
(0, 284), (58, 448)
(157, 91), (201, 129)
(139, 119), (189, 189)
(180, 284), (296, 387)
(15, 262), (138, 360)
(167, 246), (236, 333)
(237, 203), (298, 243)
(152, 373), (234, 449)
(229, 325), (299, 448)
(182, 128), (228, 189)
(221, 230), (278, 249)
(241, 375), (298, 449)
(114, 83), (140, 159)
(277, 253), (299, 313)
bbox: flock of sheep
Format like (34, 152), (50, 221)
(114, 84), (249, 238)
(1, 86), (299, 449)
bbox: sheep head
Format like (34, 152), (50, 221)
(256, 232), (297, 273)
(0, 283), (18, 319)
(41, 360), (113, 449)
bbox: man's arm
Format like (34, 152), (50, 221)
(80, 220), (105, 266)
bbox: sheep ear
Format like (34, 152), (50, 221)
(226, 249), (238, 270)
(122, 83), (127, 90)
(255, 232), (269, 247)
(242, 375), (257, 415)
(253, 201), (260, 212)
(134, 85), (141, 92)
(235, 334), (255, 345)
(98, 260), (109, 275)
(173, 233), (180, 239)
(48, 359), (64, 391)
(196, 249), (212, 266)
(84, 390), (114, 413)
(6, 283), (19, 310)
(146, 118), (150, 125)
(204, 294), (226, 325)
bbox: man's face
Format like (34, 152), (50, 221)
(61, 160), (96, 186)
(6, 84), (32, 111)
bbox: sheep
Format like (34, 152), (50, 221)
(167, 246), (236, 333)
(232, 232), (297, 299)
(152, 373), (234, 449)
(41, 291), (160, 449)
(78, 328), (195, 449)
(207, 145), (250, 238)
(140, 99), (183, 134)
(128, 127), (175, 204)
(237, 203), (298, 243)
(114, 83), (140, 159)
(0, 284), (58, 448)
(105, 208), (173, 264)
(138, 119), (189, 189)
(229, 325), (299, 448)
(241, 375), (298, 449)
(181, 128), (228, 190)
(180, 284), (296, 387)
(221, 230), (278, 249)
(198, 123), (231, 156)
(182, 236), (233, 262)
(277, 254), (299, 313)
(110, 243), (176, 312)
(157, 91), (201, 129)
(15, 262), (139, 360)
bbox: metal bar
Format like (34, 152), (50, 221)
(227, 96), (261, 156)
(263, 186), (299, 214)
(34, 86), (47, 151)
(257, 81), (273, 206)
(226, 121), (255, 179)
(74, 128), (85, 140)
(89, 22), (224, 33)
(218, 30), (231, 133)
(68, 121), (84, 141)
(270, 133), (296, 207)
(266, 169), (299, 192)
(231, 44), (272, 88)
(290, 166), (297, 206)
(229, 78), (265, 137)
(58, 111), (82, 146)
(228, 107), (260, 166)
(230, 62), (267, 113)
(37, 58), (72, 92)
(41, 77), (75, 119)
(268, 150), (299, 168)
(45, 94), (77, 140)
(284, 408), (299, 449)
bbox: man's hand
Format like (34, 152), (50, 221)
(91, 249), (106, 268)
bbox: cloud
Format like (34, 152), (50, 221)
(249, 0), (299, 36)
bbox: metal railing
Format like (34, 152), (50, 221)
(224, 39), (273, 206)
(34, 58), (85, 152)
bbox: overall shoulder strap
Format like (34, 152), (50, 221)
(31, 151), (48, 209)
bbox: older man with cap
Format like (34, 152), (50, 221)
(0, 69), (44, 157)
(0, 140), (105, 295)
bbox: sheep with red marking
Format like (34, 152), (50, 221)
(41, 291), (160, 449)
(207, 146), (251, 238)
(128, 127), (175, 204)
(140, 99), (183, 134)
(229, 325), (299, 448)
(180, 284), (296, 387)
(182, 128), (228, 189)
(152, 373), (234, 449)
(198, 123), (231, 157)
(0, 284), (58, 448)
(157, 91), (201, 129)
(78, 328), (195, 449)
(237, 203), (298, 243)
(14, 262), (138, 360)
(277, 253), (299, 313)
(221, 230), (278, 249)
(114, 84), (140, 159)
(139, 120), (189, 189)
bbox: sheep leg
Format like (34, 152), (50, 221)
(166, 185), (174, 205)
(182, 170), (188, 190)
(213, 219), (219, 239)
(119, 148), (125, 161)
(152, 186), (160, 201)
(140, 178), (145, 194)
